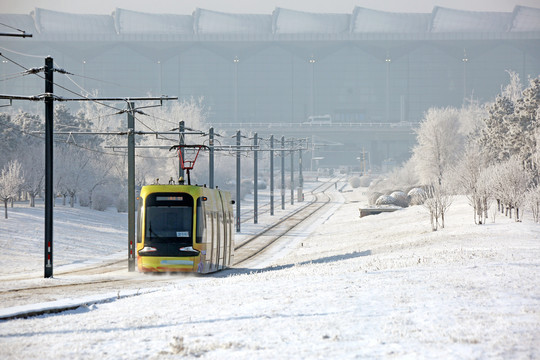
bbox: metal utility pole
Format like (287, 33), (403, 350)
(209, 127), (214, 188)
(281, 136), (285, 210)
(179, 121), (185, 180)
(44, 56), (53, 278)
(236, 130), (241, 232)
(253, 133), (258, 224)
(270, 135), (274, 216)
(290, 146), (294, 206)
(299, 146), (304, 195)
(127, 102), (136, 271)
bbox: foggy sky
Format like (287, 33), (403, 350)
(1, 0), (539, 14)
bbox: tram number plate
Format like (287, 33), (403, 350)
(176, 231), (189, 237)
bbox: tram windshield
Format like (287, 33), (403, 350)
(145, 193), (193, 243)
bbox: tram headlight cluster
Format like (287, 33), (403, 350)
(138, 246), (157, 255)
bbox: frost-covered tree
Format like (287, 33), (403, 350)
(412, 107), (463, 185)
(0, 160), (24, 219)
(501, 70), (523, 104)
(19, 145), (44, 207)
(0, 113), (22, 168)
(511, 77), (540, 183)
(422, 180), (453, 231)
(488, 157), (531, 221)
(527, 184), (540, 223)
(477, 95), (514, 163)
(135, 97), (210, 183)
(55, 146), (94, 207)
(459, 96), (487, 137)
(54, 104), (93, 144)
(475, 167), (494, 225)
(451, 143), (490, 224)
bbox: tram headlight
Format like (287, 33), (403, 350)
(179, 246), (199, 253)
(179, 246), (200, 256)
(138, 246), (157, 254)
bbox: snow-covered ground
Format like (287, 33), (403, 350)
(1, 182), (539, 359)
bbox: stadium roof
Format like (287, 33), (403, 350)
(0, 6), (539, 41)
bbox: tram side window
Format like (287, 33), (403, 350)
(196, 198), (205, 243)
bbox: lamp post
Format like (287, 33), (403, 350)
(158, 60), (163, 95)
(385, 55), (391, 123)
(234, 56), (239, 123)
(309, 55), (316, 117)
(462, 49), (468, 100)
(82, 60), (86, 90)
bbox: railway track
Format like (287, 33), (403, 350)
(0, 179), (343, 319)
(233, 180), (336, 266)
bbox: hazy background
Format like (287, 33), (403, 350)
(2, 0), (539, 14)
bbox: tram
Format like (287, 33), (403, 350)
(136, 183), (235, 273)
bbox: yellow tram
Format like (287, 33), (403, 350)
(137, 184), (234, 273)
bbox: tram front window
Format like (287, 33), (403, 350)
(145, 193), (193, 245)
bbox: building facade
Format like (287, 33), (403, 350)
(1, 6), (539, 168)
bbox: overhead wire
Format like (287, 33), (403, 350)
(0, 45), (48, 59)
(0, 52), (125, 113)
(0, 22), (28, 34)
(0, 48), (190, 136)
(0, 50), (222, 161)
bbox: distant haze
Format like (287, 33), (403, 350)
(1, 0), (539, 14)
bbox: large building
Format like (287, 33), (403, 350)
(1, 6), (539, 168)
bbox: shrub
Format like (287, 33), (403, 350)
(92, 192), (111, 211)
(408, 188), (426, 205)
(376, 195), (397, 206)
(368, 192), (382, 205)
(390, 191), (409, 207)
(348, 177), (361, 188)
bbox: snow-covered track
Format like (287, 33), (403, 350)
(0, 179), (341, 319)
(233, 180), (336, 266)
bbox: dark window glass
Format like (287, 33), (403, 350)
(196, 197), (205, 244)
(145, 193), (193, 244)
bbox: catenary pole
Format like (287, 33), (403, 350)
(127, 102), (136, 271)
(209, 127), (214, 188)
(299, 144), (304, 201)
(44, 56), (53, 278)
(179, 121), (185, 180)
(290, 145), (294, 205)
(236, 130), (241, 232)
(281, 136), (285, 210)
(253, 132), (258, 224)
(270, 135), (274, 216)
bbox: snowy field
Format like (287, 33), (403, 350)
(0, 183), (539, 359)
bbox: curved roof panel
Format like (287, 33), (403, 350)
(351, 7), (429, 33)
(0, 6), (537, 40)
(194, 9), (271, 34)
(430, 7), (512, 32)
(510, 6), (540, 32)
(33, 8), (115, 34)
(273, 8), (349, 34)
(113, 8), (193, 34)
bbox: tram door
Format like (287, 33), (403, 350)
(216, 195), (224, 269)
(208, 212), (215, 271)
(219, 192), (228, 268)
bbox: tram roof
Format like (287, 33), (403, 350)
(0, 6), (539, 41)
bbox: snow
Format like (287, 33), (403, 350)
(0, 181), (539, 359)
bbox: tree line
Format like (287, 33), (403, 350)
(0, 98), (225, 219)
(369, 72), (540, 229)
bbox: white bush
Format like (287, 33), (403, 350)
(348, 177), (361, 188)
(408, 188), (426, 205)
(376, 195), (397, 206)
(390, 191), (409, 207)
